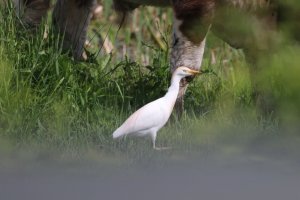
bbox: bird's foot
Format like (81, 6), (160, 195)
(154, 146), (172, 151)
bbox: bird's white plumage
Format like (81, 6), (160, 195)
(112, 67), (200, 149)
(113, 98), (172, 138)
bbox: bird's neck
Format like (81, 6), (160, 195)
(164, 75), (181, 103)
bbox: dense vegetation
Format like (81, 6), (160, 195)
(0, 1), (299, 162)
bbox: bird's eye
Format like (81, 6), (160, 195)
(183, 70), (187, 72)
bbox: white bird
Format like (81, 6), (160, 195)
(112, 66), (200, 150)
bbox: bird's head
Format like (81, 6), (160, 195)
(174, 66), (200, 78)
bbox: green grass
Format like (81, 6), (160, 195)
(0, 1), (300, 164)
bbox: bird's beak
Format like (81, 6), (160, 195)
(188, 69), (201, 75)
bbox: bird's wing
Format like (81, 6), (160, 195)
(113, 98), (170, 138)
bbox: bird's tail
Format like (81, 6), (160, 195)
(112, 128), (123, 139)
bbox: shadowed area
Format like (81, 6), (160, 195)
(1, 145), (300, 200)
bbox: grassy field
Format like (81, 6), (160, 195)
(0, 1), (300, 164)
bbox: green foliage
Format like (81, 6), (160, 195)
(0, 3), (173, 148)
(112, 49), (170, 108)
(0, 1), (299, 158)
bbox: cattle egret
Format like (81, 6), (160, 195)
(113, 67), (200, 150)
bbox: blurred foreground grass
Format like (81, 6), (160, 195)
(0, 1), (300, 164)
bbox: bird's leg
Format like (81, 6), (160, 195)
(151, 132), (157, 149)
(154, 146), (172, 150)
(151, 132), (171, 150)
(152, 140), (156, 149)
(170, 5), (211, 116)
